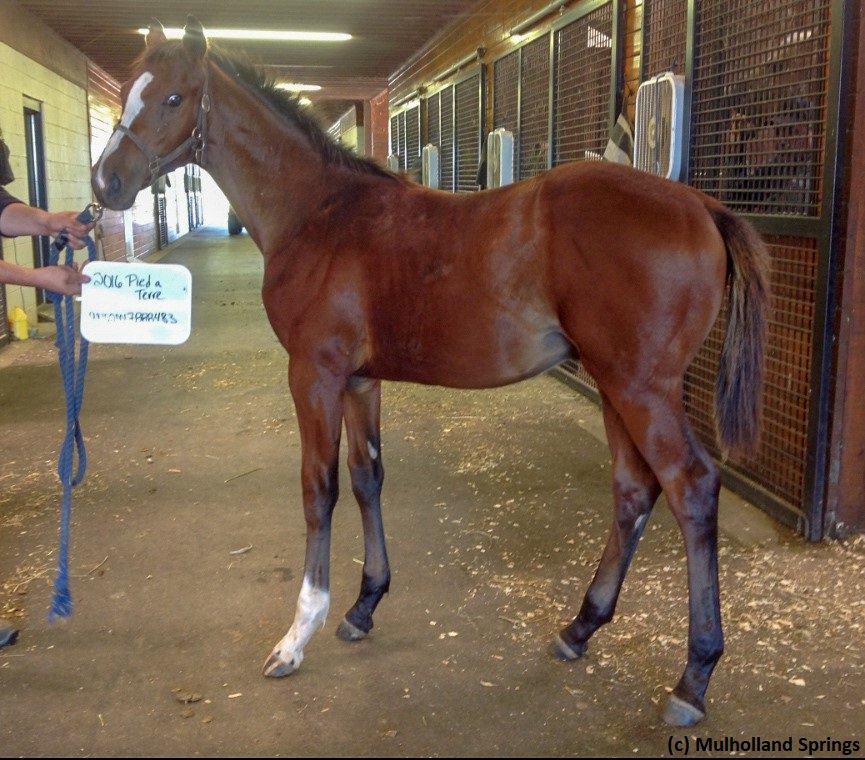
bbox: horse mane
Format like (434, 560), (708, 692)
(141, 42), (400, 181)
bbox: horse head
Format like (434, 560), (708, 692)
(92, 16), (210, 210)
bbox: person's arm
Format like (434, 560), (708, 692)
(0, 258), (90, 296)
(0, 203), (92, 249)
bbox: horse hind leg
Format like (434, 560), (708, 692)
(610, 390), (723, 727)
(335, 378), (391, 642)
(554, 394), (661, 660)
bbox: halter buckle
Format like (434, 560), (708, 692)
(85, 203), (104, 222)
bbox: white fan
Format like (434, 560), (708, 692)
(634, 72), (686, 181)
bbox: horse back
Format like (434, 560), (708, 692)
(264, 162), (728, 391)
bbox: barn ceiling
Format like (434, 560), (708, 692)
(14, 0), (486, 126)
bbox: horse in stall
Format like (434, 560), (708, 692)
(91, 17), (769, 727)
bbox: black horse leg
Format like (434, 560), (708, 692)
(337, 378), (390, 641)
(263, 360), (345, 677)
(554, 395), (661, 659)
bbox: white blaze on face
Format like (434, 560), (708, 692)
(94, 71), (155, 192)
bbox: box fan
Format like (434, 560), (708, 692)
(422, 144), (439, 188)
(634, 72), (686, 181)
(486, 128), (514, 189)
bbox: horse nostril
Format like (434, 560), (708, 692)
(109, 172), (122, 197)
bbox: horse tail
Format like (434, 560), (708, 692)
(709, 205), (770, 457)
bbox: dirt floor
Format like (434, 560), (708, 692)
(1, 228), (864, 757)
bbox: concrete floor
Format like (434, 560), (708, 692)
(1, 228), (864, 757)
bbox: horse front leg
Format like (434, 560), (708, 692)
(336, 378), (390, 641)
(263, 360), (345, 678)
(554, 395), (661, 659)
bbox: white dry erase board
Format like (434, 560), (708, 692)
(80, 261), (192, 345)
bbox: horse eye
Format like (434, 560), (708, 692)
(165, 94), (183, 107)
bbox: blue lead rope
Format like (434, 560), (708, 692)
(46, 208), (99, 621)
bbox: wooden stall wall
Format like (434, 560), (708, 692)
(388, 0), (861, 538)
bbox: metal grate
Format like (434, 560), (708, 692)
(156, 194), (168, 249)
(493, 50), (519, 180)
(642, 0), (688, 77)
(455, 71), (483, 193)
(398, 111), (408, 170)
(552, 2), (614, 165)
(427, 92), (441, 149)
(440, 86), (456, 192)
(556, 359), (598, 394)
(389, 113), (401, 165)
(684, 235), (817, 511)
(405, 104), (421, 176)
(689, 0), (832, 216)
(519, 34), (551, 180)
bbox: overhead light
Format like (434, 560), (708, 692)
(138, 28), (351, 42)
(276, 83), (322, 92)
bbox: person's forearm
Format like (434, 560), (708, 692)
(0, 259), (46, 288)
(0, 203), (53, 238)
(0, 259), (88, 295)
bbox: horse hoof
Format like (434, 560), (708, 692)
(262, 650), (300, 678)
(662, 694), (706, 727)
(336, 618), (368, 642)
(550, 634), (586, 661)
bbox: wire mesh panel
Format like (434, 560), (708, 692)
(440, 86), (456, 192)
(493, 50), (519, 180)
(405, 104), (421, 176)
(455, 70), (483, 192)
(552, 2), (614, 165)
(519, 34), (551, 180)
(389, 113), (401, 166)
(642, 0), (688, 77)
(689, 0), (832, 216)
(684, 236), (818, 510)
(427, 92), (441, 148)
(398, 111), (408, 170)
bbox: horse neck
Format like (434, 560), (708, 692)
(201, 63), (330, 255)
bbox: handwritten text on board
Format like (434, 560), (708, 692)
(80, 261), (192, 345)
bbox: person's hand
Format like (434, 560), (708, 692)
(37, 263), (91, 296)
(46, 211), (95, 250)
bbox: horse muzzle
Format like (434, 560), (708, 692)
(91, 160), (145, 211)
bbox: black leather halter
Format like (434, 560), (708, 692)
(113, 62), (211, 183)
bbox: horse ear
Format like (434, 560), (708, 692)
(182, 15), (208, 59)
(145, 18), (166, 48)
